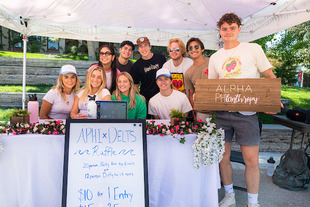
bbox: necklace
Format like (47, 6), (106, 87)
(224, 46), (239, 60)
(224, 42), (241, 59)
(65, 94), (71, 105)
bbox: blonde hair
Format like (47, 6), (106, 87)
(167, 38), (187, 57)
(79, 66), (107, 103)
(53, 73), (81, 100)
(113, 72), (145, 110)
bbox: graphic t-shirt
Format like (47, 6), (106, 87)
(130, 53), (166, 101)
(163, 57), (193, 93)
(208, 42), (272, 115)
(208, 42), (272, 79)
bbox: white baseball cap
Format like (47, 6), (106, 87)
(156, 68), (171, 79)
(60, 64), (77, 75)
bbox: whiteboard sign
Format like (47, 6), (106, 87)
(62, 119), (149, 207)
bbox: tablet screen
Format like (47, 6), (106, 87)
(96, 101), (127, 119)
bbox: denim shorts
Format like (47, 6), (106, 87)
(212, 111), (260, 146)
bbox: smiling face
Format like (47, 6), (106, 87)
(119, 44), (133, 60)
(99, 47), (115, 66)
(90, 69), (103, 89)
(156, 75), (172, 92)
(169, 42), (182, 61)
(138, 43), (152, 59)
(62, 73), (77, 90)
(117, 74), (131, 96)
(219, 22), (241, 44)
(187, 41), (204, 60)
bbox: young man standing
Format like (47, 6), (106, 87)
(116, 40), (135, 73)
(184, 37), (209, 121)
(130, 37), (166, 104)
(163, 38), (193, 94)
(209, 13), (277, 207)
(148, 68), (192, 119)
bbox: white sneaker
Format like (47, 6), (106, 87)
(219, 192), (236, 207)
(248, 202), (260, 207)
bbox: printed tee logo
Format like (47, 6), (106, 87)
(171, 73), (185, 94)
(222, 57), (241, 78)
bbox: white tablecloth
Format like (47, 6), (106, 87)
(0, 133), (220, 207)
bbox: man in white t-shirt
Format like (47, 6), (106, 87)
(148, 68), (192, 119)
(163, 38), (193, 94)
(209, 13), (278, 207)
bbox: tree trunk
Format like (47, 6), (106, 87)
(87, 41), (96, 61)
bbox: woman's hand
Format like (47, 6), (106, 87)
(74, 113), (88, 119)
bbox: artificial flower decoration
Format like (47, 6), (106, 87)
(192, 115), (225, 169)
(1, 121), (65, 135)
(1, 117), (224, 169)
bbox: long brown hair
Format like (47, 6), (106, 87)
(113, 72), (145, 110)
(98, 44), (117, 92)
(78, 66), (107, 103)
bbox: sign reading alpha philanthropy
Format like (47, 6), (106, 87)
(194, 78), (281, 113)
(62, 119), (149, 207)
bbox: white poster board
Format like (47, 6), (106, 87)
(62, 119), (148, 207)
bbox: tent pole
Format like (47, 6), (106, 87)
(22, 35), (27, 109)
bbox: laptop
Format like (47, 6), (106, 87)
(96, 101), (127, 119)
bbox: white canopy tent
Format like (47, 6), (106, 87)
(0, 0), (309, 108)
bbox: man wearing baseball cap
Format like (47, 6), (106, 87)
(148, 68), (192, 119)
(130, 37), (166, 110)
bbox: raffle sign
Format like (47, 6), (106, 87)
(62, 119), (149, 207)
(194, 78), (281, 113)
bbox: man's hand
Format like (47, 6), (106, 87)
(264, 103), (284, 115)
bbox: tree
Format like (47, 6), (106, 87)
(267, 21), (310, 84)
(251, 33), (275, 53)
(293, 20), (310, 69)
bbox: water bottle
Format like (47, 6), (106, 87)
(28, 94), (39, 123)
(87, 95), (97, 119)
(267, 156), (275, 176)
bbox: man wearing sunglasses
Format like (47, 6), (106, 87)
(130, 37), (166, 108)
(184, 37), (209, 121)
(209, 13), (277, 207)
(162, 38), (193, 94)
(116, 40), (135, 73)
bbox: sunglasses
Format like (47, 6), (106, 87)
(99, 51), (112, 56)
(169, 47), (180, 52)
(188, 45), (200, 51)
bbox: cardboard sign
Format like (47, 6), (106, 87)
(194, 78), (281, 113)
(62, 119), (149, 207)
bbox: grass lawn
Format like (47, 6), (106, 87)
(259, 85), (310, 124)
(0, 85), (309, 123)
(0, 51), (89, 60)
(0, 108), (17, 123)
(0, 84), (52, 93)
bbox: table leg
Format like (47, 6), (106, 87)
(301, 132), (306, 149)
(290, 129), (296, 149)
